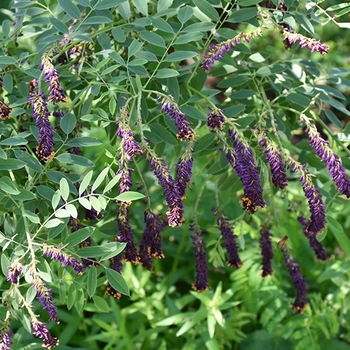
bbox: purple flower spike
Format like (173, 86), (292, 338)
(31, 319), (59, 349)
(116, 123), (143, 160)
(259, 135), (288, 191)
(40, 51), (67, 103)
(7, 260), (23, 284)
(43, 244), (83, 274)
(190, 224), (209, 292)
(139, 210), (166, 271)
(28, 87), (55, 162)
(161, 97), (195, 141)
(175, 150), (194, 199)
(143, 145), (184, 227)
(207, 107), (225, 131)
(259, 225), (274, 276)
(298, 216), (328, 261)
(299, 166), (326, 234)
(0, 101), (11, 120)
(0, 325), (12, 350)
(117, 206), (140, 264)
(213, 208), (243, 268)
(226, 130), (266, 213)
(279, 237), (308, 313)
(306, 124), (350, 197)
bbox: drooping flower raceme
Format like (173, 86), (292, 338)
(305, 122), (350, 197)
(7, 260), (23, 284)
(259, 225), (274, 277)
(31, 318), (59, 349)
(161, 97), (195, 141)
(28, 86), (55, 162)
(226, 130), (266, 213)
(259, 135), (288, 191)
(207, 107), (225, 131)
(201, 27), (263, 71)
(116, 121), (143, 161)
(0, 101), (11, 120)
(213, 208), (243, 268)
(0, 314), (12, 350)
(190, 224), (209, 292)
(175, 146), (194, 199)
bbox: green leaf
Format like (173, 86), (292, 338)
(155, 68), (180, 78)
(36, 186), (55, 201)
(151, 18), (174, 33)
(79, 197), (92, 210)
(14, 150), (42, 172)
(106, 268), (130, 296)
(238, 0), (260, 5)
(174, 32), (203, 45)
(64, 226), (94, 247)
(103, 173), (121, 193)
(60, 178), (70, 201)
(76, 245), (113, 258)
(87, 266), (97, 297)
(92, 167), (110, 192)
(49, 17), (69, 33)
(0, 56), (16, 65)
(324, 109), (343, 129)
(100, 242), (126, 261)
(165, 51), (198, 62)
(58, 0), (81, 19)
(67, 137), (102, 147)
(0, 149), (7, 159)
(231, 89), (255, 99)
(23, 210), (40, 224)
(157, 0), (172, 12)
(60, 113), (77, 135)
(217, 76), (250, 88)
(55, 209), (71, 218)
(3, 73), (13, 93)
(12, 190), (36, 201)
(286, 93), (311, 107)
(132, 0), (148, 15)
(229, 8), (257, 22)
(0, 136), (28, 146)
(67, 284), (77, 310)
(93, 295), (109, 312)
(79, 170), (93, 196)
(84, 16), (113, 24)
(140, 31), (165, 47)
(66, 204), (78, 218)
(178, 6), (193, 23)
(1, 254), (10, 278)
(52, 190), (61, 210)
(115, 191), (145, 202)
(0, 177), (20, 195)
(95, 0), (126, 10)
(44, 218), (63, 228)
(295, 13), (314, 34)
(181, 22), (215, 32)
(328, 216), (350, 255)
(0, 159), (25, 170)
(149, 123), (178, 145)
(56, 153), (95, 167)
(128, 39), (143, 58)
(193, 0), (219, 21)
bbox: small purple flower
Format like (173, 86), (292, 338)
(191, 224), (209, 292)
(116, 123), (143, 160)
(31, 268), (59, 323)
(306, 124), (350, 197)
(201, 28), (263, 71)
(143, 145), (184, 227)
(0, 324), (12, 350)
(279, 238), (308, 313)
(259, 225), (274, 276)
(298, 216), (328, 261)
(117, 206), (140, 264)
(282, 29), (329, 55)
(40, 51), (67, 103)
(117, 156), (133, 196)
(226, 130), (266, 213)
(279, 2), (287, 11)
(175, 151), (194, 199)
(43, 244), (83, 274)
(28, 87), (55, 162)
(213, 208), (243, 268)
(0, 101), (11, 120)
(139, 210), (166, 271)
(207, 107), (225, 131)
(259, 135), (288, 191)
(31, 319), (59, 348)
(299, 165), (326, 234)
(161, 97), (195, 141)
(7, 260), (23, 284)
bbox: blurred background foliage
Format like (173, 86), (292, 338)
(0, 0), (350, 349)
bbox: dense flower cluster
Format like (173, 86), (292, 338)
(226, 130), (266, 213)
(7, 260), (23, 284)
(207, 107), (225, 131)
(28, 85), (55, 162)
(279, 237), (308, 313)
(213, 208), (242, 268)
(43, 244), (83, 274)
(0, 101), (11, 120)
(0, 318), (12, 350)
(298, 216), (328, 261)
(259, 225), (274, 276)
(116, 122), (143, 160)
(31, 319), (59, 349)
(143, 145), (184, 227)
(282, 29), (329, 55)
(39, 50), (67, 103)
(175, 149), (194, 199)
(139, 210), (166, 271)
(201, 27), (263, 71)
(305, 123), (350, 197)
(161, 97), (195, 140)
(259, 135), (288, 191)
(190, 224), (209, 292)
